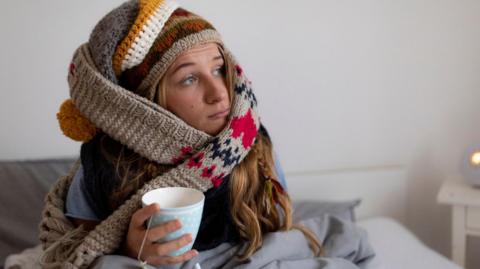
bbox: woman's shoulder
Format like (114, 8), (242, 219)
(65, 164), (101, 221)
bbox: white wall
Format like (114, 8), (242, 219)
(1, 0), (480, 267)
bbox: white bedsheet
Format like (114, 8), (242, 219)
(358, 217), (463, 269)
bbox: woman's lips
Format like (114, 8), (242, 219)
(208, 108), (230, 119)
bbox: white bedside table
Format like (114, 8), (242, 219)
(437, 175), (480, 267)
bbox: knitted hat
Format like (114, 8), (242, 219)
(58, 0), (224, 141)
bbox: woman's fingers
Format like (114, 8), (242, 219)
(152, 233), (192, 256)
(126, 204), (197, 266)
(148, 249), (199, 266)
(147, 219), (182, 242)
(123, 204), (162, 258)
(131, 203), (160, 228)
(144, 233), (194, 265)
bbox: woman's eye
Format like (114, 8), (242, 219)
(181, 76), (197, 86)
(213, 65), (225, 76)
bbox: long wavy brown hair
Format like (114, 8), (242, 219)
(100, 44), (322, 260)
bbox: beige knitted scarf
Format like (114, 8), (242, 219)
(38, 43), (260, 268)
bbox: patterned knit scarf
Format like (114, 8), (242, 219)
(39, 43), (260, 268)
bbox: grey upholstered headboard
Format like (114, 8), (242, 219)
(0, 158), (76, 266)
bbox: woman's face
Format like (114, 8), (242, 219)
(160, 43), (230, 136)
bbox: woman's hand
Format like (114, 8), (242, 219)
(122, 203), (199, 266)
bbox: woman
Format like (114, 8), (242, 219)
(40, 1), (320, 268)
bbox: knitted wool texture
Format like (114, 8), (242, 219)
(39, 1), (260, 268)
(57, 0), (222, 142)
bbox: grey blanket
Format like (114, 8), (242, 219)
(92, 204), (375, 269)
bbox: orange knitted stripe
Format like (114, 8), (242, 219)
(113, 0), (165, 76)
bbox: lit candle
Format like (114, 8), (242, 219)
(471, 152), (480, 166)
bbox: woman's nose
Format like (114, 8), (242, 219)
(205, 77), (228, 104)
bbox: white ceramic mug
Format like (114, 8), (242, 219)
(141, 187), (205, 256)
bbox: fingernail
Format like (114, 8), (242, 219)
(172, 220), (181, 229)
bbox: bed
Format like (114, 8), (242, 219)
(286, 166), (463, 269)
(0, 158), (463, 269)
(358, 217), (462, 269)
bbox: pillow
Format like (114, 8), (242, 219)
(0, 158), (76, 266)
(292, 199), (361, 223)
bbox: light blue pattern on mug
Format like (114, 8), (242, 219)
(150, 205), (204, 256)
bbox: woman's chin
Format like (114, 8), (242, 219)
(204, 121), (228, 136)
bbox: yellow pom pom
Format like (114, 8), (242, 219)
(56, 99), (98, 142)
